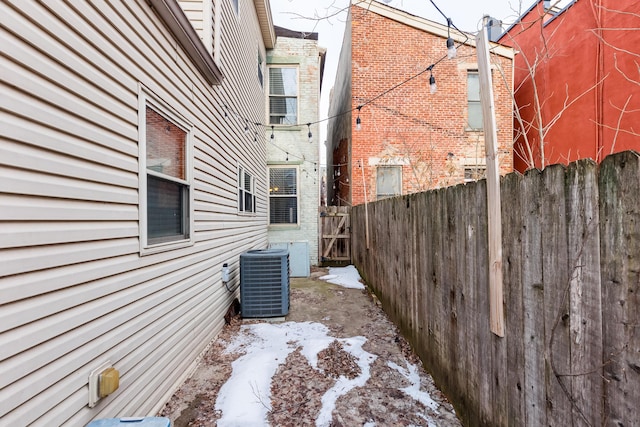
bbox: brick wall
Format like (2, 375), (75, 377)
(348, 5), (513, 206)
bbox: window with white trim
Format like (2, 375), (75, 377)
(376, 166), (402, 200)
(467, 70), (483, 130)
(464, 166), (486, 182)
(139, 91), (193, 252)
(258, 51), (264, 87)
(238, 166), (256, 213)
(269, 167), (298, 224)
(268, 67), (298, 125)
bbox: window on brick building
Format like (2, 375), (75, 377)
(269, 166), (298, 224)
(467, 70), (483, 130)
(376, 166), (402, 200)
(464, 166), (486, 182)
(238, 165), (256, 214)
(139, 91), (193, 252)
(269, 67), (298, 125)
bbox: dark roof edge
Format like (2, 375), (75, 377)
(148, 0), (223, 85)
(274, 25), (319, 40)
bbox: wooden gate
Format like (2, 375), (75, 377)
(319, 206), (351, 265)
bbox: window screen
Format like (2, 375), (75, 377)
(376, 166), (402, 200)
(269, 67), (298, 125)
(238, 166), (256, 213)
(145, 106), (189, 245)
(467, 71), (483, 130)
(269, 167), (297, 224)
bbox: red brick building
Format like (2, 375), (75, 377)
(500, 0), (640, 172)
(326, 0), (514, 206)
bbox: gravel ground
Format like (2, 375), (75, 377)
(159, 268), (461, 427)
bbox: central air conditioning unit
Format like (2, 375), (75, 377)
(240, 249), (290, 318)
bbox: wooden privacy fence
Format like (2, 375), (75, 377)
(319, 206), (351, 265)
(351, 151), (639, 426)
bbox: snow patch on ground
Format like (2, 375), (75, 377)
(215, 321), (375, 427)
(319, 265), (365, 289)
(316, 336), (376, 427)
(388, 361), (439, 412)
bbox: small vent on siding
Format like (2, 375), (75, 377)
(240, 249), (290, 318)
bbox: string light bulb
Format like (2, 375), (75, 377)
(447, 18), (457, 59)
(356, 106), (362, 131)
(244, 120), (249, 134)
(307, 123), (312, 143)
(429, 73), (437, 94)
(270, 125), (274, 141)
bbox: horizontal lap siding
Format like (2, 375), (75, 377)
(0, 0), (267, 425)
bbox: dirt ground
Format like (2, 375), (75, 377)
(159, 268), (461, 426)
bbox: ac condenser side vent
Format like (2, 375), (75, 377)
(240, 249), (290, 318)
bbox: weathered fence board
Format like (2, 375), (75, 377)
(351, 151), (640, 426)
(566, 160), (604, 426)
(599, 151), (640, 427)
(502, 172), (525, 425)
(541, 164), (573, 426)
(521, 169), (547, 427)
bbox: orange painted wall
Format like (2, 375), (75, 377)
(502, 0), (640, 172)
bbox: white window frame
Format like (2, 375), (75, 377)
(268, 165), (299, 226)
(238, 164), (256, 215)
(138, 86), (194, 255)
(462, 158), (487, 182)
(258, 50), (264, 88)
(467, 69), (483, 130)
(268, 65), (299, 125)
(376, 165), (402, 200)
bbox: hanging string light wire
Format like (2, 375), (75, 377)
(219, 0), (471, 137)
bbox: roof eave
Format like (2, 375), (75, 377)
(148, 0), (223, 85)
(254, 0), (276, 49)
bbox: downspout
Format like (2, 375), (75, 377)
(591, 0), (605, 161)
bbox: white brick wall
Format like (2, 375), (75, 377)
(267, 33), (323, 266)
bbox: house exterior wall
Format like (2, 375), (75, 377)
(266, 32), (323, 268)
(327, 0), (514, 207)
(326, 17), (353, 207)
(501, 0), (640, 172)
(0, 0), (269, 424)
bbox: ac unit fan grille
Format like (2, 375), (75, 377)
(240, 249), (290, 318)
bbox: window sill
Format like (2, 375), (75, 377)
(269, 224), (300, 230)
(140, 238), (193, 256)
(465, 127), (484, 132)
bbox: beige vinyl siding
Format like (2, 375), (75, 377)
(178, 0), (205, 34)
(0, 0), (267, 424)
